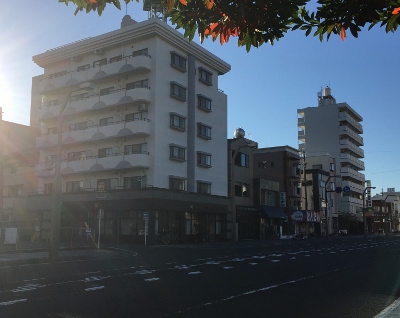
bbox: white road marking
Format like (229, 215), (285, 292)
(85, 286), (105, 291)
(0, 298), (27, 306)
(145, 278), (160, 281)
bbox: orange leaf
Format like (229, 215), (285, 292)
(179, 0), (187, 5)
(392, 7), (400, 14)
(340, 27), (346, 41)
(204, 22), (219, 35)
(167, 0), (174, 11)
(89, 0), (97, 3)
(206, 0), (214, 9)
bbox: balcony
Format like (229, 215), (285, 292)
(38, 87), (151, 122)
(341, 180), (364, 194)
(339, 139), (364, 158)
(340, 167), (365, 182)
(60, 152), (150, 175)
(340, 153), (365, 171)
(339, 126), (364, 146)
(39, 54), (152, 95)
(338, 112), (363, 134)
(287, 166), (301, 178)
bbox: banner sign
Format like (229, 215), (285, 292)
(366, 180), (372, 212)
(280, 192), (286, 208)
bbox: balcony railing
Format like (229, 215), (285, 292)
(38, 86), (151, 121)
(39, 53), (152, 94)
(338, 112), (363, 134)
(339, 139), (364, 158)
(36, 118), (151, 148)
(340, 153), (365, 171)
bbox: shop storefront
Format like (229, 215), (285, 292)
(291, 210), (321, 236)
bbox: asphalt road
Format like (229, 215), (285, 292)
(0, 236), (400, 318)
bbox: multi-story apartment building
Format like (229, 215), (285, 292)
(27, 16), (231, 244)
(297, 88), (365, 216)
(0, 118), (39, 230)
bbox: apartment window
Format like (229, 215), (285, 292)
(44, 183), (53, 195)
(233, 151), (249, 167)
(170, 145), (186, 161)
(77, 64), (90, 72)
(170, 52), (187, 71)
(330, 163), (335, 171)
(197, 123), (212, 139)
(198, 67), (213, 85)
(47, 127), (58, 135)
(170, 82), (187, 101)
(48, 99), (59, 107)
(197, 152), (212, 167)
(4, 185), (24, 198)
(98, 147), (113, 158)
(99, 117), (113, 127)
(109, 55), (122, 63)
(197, 95), (212, 112)
(97, 179), (112, 191)
(66, 181), (84, 193)
(126, 79), (148, 90)
(125, 143), (147, 155)
(69, 121), (87, 132)
(67, 151), (86, 161)
(124, 176), (146, 190)
(169, 177), (186, 191)
(132, 48), (148, 57)
(374, 217), (381, 222)
(170, 113), (186, 131)
(235, 182), (249, 197)
(93, 58), (107, 68)
(45, 154), (56, 164)
(49, 70), (67, 79)
(70, 93), (88, 102)
(100, 87), (114, 96)
(197, 181), (211, 194)
(125, 112), (148, 122)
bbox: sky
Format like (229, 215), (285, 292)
(0, 1), (399, 196)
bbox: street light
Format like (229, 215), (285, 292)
(324, 175), (341, 238)
(49, 83), (94, 261)
(362, 186), (376, 236)
(384, 194), (396, 235)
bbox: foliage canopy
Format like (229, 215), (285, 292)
(59, 0), (400, 51)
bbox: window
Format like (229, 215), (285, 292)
(126, 79), (148, 90)
(125, 143), (147, 155)
(170, 145), (186, 161)
(98, 148), (113, 158)
(124, 176), (146, 190)
(44, 183), (53, 195)
(97, 179), (112, 191)
(70, 93), (88, 102)
(233, 151), (249, 167)
(93, 58), (107, 68)
(48, 99), (59, 107)
(234, 182), (249, 197)
(67, 151), (86, 161)
(170, 82), (186, 101)
(170, 52), (187, 71)
(198, 67), (213, 85)
(197, 95), (212, 112)
(170, 113), (186, 131)
(330, 163), (335, 171)
(49, 70), (67, 79)
(100, 87), (114, 96)
(169, 177), (186, 191)
(77, 64), (90, 72)
(66, 181), (84, 193)
(69, 121), (87, 132)
(4, 185), (24, 198)
(197, 123), (211, 139)
(132, 48), (148, 57)
(47, 127), (58, 135)
(45, 155), (56, 164)
(197, 152), (212, 167)
(197, 181), (211, 194)
(99, 117), (113, 127)
(109, 55), (122, 63)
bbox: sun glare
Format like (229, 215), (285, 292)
(0, 74), (11, 117)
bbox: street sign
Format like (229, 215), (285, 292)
(86, 228), (92, 234)
(335, 187), (343, 194)
(143, 212), (149, 220)
(343, 186), (351, 195)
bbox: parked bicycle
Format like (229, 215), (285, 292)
(154, 229), (179, 245)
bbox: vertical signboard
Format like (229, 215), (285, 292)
(280, 192), (286, 208)
(366, 180), (372, 212)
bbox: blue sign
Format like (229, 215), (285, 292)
(335, 187), (343, 194)
(343, 186), (351, 194)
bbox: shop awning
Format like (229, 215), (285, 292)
(260, 205), (286, 219)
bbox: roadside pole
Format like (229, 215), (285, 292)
(98, 208), (102, 249)
(143, 212), (149, 246)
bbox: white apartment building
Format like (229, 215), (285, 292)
(297, 88), (365, 216)
(28, 15), (231, 243)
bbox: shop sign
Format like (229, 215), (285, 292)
(291, 211), (304, 222)
(306, 211), (320, 222)
(280, 192), (286, 207)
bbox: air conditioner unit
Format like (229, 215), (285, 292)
(138, 103), (148, 111)
(94, 49), (103, 55)
(71, 55), (82, 62)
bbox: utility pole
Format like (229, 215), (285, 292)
(302, 150), (308, 211)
